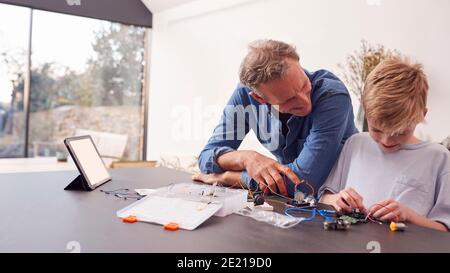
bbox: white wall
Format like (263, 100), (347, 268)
(146, 0), (450, 162)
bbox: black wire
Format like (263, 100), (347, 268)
(100, 188), (130, 194)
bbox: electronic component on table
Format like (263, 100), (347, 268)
(164, 222), (180, 231)
(249, 179), (265, 206)
(246, 201), (274, 211)
(390, 222), (407, 232)
(338, 215), (359, 224)
(294, 191), (305, 202)
(252, 192), (265, 206)
(337, 208), (367, 224)
(349, 208), (366, 220)
(323, 218), (351, 231)
(286, 191), (316, 208)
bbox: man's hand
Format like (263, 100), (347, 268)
(242, 151), (300, 196)
(369, 199), (414, 222)
(192, 171), (242, 188)
(321, 187), (366, 213)
(214, 150), (300, 196)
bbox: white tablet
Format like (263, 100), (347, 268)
(64, 135), (111, 190)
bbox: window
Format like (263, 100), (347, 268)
(0, 4), (148, 160)
(0, 4), (30, 158)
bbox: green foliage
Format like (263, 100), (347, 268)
(1, 23), (146, 112)
(88, 23), (146, 106)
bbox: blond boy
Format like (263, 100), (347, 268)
(320, 57), (449, 231)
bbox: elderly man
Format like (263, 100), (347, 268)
(193, 40), (357, 197)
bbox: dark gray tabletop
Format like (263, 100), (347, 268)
(0, 167), (449, 253)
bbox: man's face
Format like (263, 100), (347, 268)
(368, 120), (417, 153)
(252, 60), (312, 116)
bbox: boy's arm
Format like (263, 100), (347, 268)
(370, 199), (449, 232)
(320, 188), (365, 213)
(408, 212), (448, 232)
(320, 190), (336, 204)
(422, 172), (450, 231)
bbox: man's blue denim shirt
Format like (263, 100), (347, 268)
(198, 69), (358, 197)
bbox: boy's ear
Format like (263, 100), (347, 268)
(249, 91), (267, 104)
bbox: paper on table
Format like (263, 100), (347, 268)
(117, 195), (223, 230)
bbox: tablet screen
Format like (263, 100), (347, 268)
(67, 136), (111, 187)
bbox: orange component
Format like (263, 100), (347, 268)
(122, 215), (138, 223)
(164, 222), (179, 231)
(389, 222), (397, 231)
(390, 221), (406, 231)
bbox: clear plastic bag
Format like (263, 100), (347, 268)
(236, 207), (303, 229)
(152, 182), (239, 204)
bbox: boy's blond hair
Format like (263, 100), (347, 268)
(362, 57), (429, 134)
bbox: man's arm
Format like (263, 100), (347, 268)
(197, 85), (251, 175)
(199, 88), (356, 198)
(197, 85), (297, 195)
(285, 93), (356, 195)
(215, 93), (355, 197)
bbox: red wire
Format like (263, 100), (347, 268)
(283, 175), (288, 195)
(366, 214), (378, 223)
(258, 173), (315, 198)
(284, 175), (315, 197)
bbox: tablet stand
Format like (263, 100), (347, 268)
(64, 174), (92, 191)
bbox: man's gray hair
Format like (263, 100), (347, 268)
(239, 39), (300, 91)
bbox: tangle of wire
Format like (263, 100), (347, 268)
(203, 176), (398, 225)
(365, 203), (399, 223)
(284, 207), (335, 222)
(294, 178), (315, 197)
(207, 172), (315, 209)
(285, 202), (399, 224)
(100, 188), (143, 200)
(254, 174), (316, 202)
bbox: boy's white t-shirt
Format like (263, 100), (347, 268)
(319, 132), (450, 228)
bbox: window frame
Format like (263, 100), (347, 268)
(1, 4), (149, 159)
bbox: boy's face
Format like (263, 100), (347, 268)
(367, 120), (417, 153)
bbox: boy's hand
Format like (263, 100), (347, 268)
(322, 187), (366, 213)
(369, 199), (414, 222)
